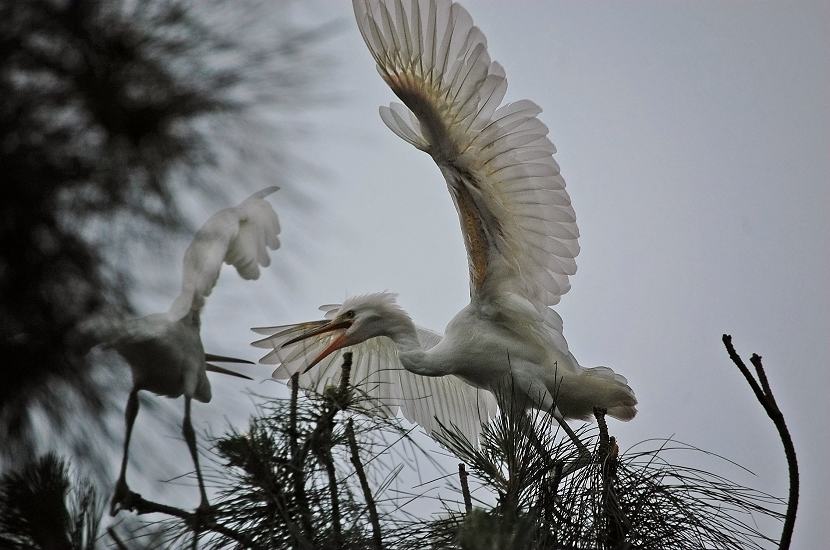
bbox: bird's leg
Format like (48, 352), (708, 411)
(553, 413), (592, 476)
(498, 380), (562, 471)
(528, 379), (591, 476)
(524, 414), (554, 469)
(111, 389), (140, 516)
(512, 379), (592, 476)
(183, 396), (210, 512)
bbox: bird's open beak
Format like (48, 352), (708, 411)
(282, 319), (353, 374)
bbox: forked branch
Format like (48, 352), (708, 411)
(722, 334), (798, 550)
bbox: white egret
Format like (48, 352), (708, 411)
(253, 0), (636, 451)
(109, 187), (281, 515)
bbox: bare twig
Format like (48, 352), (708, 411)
(458, 463), (472, 514)
(290, 373), (300, 459)
(313, 353), (353, 548)
(292, 354), (355, 548)
(594, 407), (610, 458)
(286, 371), (314, 546)
(319, 448), (342, 547)
(299, 354), (353, 464)
(595, 408), (628, 549)
(338, 351), (353, 399)
(347, 418), (383, 550)
(288, 376), (313, 544)
(722, 334), (799, 550)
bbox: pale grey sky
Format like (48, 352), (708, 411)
(132, 1), (828, 547)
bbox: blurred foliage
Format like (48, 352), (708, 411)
(146, 363), (427, 549)
(0, 0), (330, 465)
(0, 453), (101, 550)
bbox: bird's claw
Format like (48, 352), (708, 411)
(110, 481), (140, 516)
(187, 500), (213, 529)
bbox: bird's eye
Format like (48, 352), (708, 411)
(343, 310), (355, 319)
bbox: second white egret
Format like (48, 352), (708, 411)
(109, 187), (281, 514)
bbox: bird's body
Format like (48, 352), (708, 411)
(109, 187), (281, 515)
(114, 312), (210, 402)
(254, 0), (636, 448)
(447, 303), (634, 421)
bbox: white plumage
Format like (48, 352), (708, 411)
(253, 0), (636, 450)
(110, 186), (280, 515)
(253, 293), (497, 443)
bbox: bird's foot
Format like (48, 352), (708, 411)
(195, 497), (213, 517)
(187, 499), (213, 530)
(110, 481), (140, 516)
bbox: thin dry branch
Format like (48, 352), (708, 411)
(722, 334), (799, 550)
(291, 354), (354, 548)
(313, 352), (353, 548)
(338, 352), (353, 398)
(458, 463), (472, 514)
(290, 373), (300, 459)
(347, 418), (383, 550)
(595, 408), (627, 549)
(288, 372), (314, 544)
(595, 407), (610, 458)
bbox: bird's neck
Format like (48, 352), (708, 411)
(384, 313), (421, 353)
(384, 313), (444, 377)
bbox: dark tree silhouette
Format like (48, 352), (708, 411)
(0, 0), (330, 465)
(0, 454), (100, 550)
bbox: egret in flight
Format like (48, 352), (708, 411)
(253, 0), (636, 451)
(109, 187), (281, 515)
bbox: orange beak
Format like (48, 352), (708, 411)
(282, 319), (353, 374)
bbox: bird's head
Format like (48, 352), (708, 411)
(255, 293), (410, 375)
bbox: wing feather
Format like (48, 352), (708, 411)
(252, 318), (496, 443)
(354, 0), (579, 307)
(169, 187), (280, 319)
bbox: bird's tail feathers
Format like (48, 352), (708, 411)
(581, 366), (638, 422)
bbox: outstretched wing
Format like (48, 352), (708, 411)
(169, 187), (281, 318)
(353, 0), (579, 307)
(251, 318), (496, 444)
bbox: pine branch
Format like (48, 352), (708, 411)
(595, 407), (610, 458)
(288, 372), (314, 546)
(458, 463), (472, 514)
(722, 334), (799, 550)
(112, 491), (261, 549)
(288, 355), (355, 549)
(347, 418), (383, 550)
(595, 408), (627, 549)
(311, 352), (353, 548)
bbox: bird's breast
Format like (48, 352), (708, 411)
(116, 320), (205, 399)
(436, 308), (547, 383)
